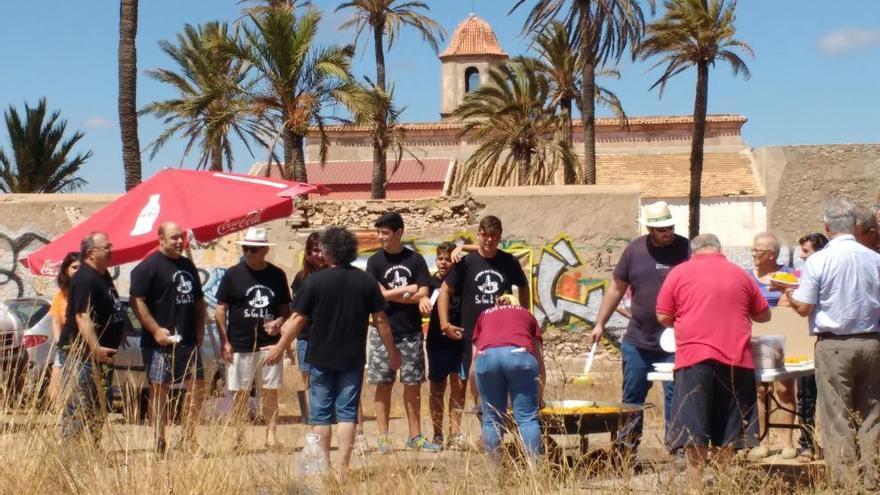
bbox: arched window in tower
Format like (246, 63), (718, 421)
(464, 67), (480, 93)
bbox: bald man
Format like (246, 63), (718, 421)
(130, 222), (207, 454)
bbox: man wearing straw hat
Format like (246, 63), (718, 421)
(215, 227), (291, 450)
(589, 201), (690, 460)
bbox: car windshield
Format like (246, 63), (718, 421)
(6, 300), (49, 329)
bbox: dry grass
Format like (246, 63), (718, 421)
(0, 351), (853, 494)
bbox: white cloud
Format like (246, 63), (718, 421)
(818, 27), (880, 56)
(84, 116), (115, 129)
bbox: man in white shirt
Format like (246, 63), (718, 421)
(784, 198), (880, 489)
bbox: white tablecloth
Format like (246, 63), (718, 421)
(647, 364), (815, 383)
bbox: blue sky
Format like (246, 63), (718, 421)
(1, 1), (878, 193)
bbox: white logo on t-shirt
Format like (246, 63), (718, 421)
(110, 289), (125, 323)
(173, 270), (195, 305)
(244, 285), (275, 319)
(474, 269), (504, 304)
(383, 265), (413, 289)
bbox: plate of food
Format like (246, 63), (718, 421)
(784, 355), (813, 368)
(770, 272), (800, 288)
(652, 362), (674, 373)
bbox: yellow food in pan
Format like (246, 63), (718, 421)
(784, 355), (810, 364)
(771, 272), (799, 283)
(540, 406), (621, 415)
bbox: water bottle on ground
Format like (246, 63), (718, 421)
(297, 433), (328, 478)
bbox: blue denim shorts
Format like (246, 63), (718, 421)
(296, 339), (311, 374)
(142, 345), (204, 385)
(309, 365), (363, 425)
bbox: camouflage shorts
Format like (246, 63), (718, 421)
(367, 329), (425, 385)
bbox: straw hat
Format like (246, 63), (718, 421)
(642, 201), (675, 228)
(236, 227), (275, 246)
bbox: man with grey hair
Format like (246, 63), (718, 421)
(783, 198), (880, 489)
(656, 233), (770, 488)
(854, 204), (879, 252)
(58, 231), (125, 442)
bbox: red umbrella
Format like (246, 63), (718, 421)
(25, 169), (326, 276)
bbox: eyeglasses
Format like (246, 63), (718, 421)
(92, 244), (112, 253)
(649, 227), (674, 233)
(242, 246), (262, 253)
(750, 249), (774, 255)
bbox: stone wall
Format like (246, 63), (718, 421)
(755, 144), (880, 241)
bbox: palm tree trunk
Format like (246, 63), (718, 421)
(292, 133), (307, 182)
(371, 142), (387, 199)
(281, 108), (294, 180)
(579, 13), (597, 185)
(371, 25), (387, 199)
(561, 97), (576, 184)
(688, 61), (709, 239)
(210, 142), (223, 171)
(118, 0), (142, 191)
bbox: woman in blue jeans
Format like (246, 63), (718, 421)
(471, 295), (546, 464)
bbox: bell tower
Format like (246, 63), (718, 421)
(439, 14), (508, 120)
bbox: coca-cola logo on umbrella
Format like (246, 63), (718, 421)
(217, 209), (263, 236)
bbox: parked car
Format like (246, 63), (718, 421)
(6, 295), (226, 419)
(0, 300), (28, 403)
(6, 297), (53, 392)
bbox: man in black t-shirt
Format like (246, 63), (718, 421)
(263, 226), (399, 478)
(58, 231), (125, 442)
(589, 201), (690, 457)
(365, 212), (439, 453)
(438, 216), (530, 411)
(130, 221), (207, 453)
(215, 227), (291, 450)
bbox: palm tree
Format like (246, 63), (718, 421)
(453, 61), (576, 188)
(142, 22), (266, 172)
(352, 78), (423, 183)
(335, 0), (445, 198)
(530, 20), (627, 184)
(641, 0), (752, 238)
(118, 0), (142, 190)
(0, 99), (91, 193)
(512, 0), (654, 184)
(231, 5), (359, 181)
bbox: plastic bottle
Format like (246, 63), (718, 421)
(297, 433), (327, 478)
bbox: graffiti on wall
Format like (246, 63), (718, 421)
(531, 235), (628, 331)
(0, 231), (51, 298)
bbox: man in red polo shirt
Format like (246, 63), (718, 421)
(655, 233), (770, 488)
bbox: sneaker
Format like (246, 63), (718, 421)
(747, 445), (770, 461)
(406, 434), (442, 453)
(448, 433), (469, 451)
(432, 435), (444, 448)
(377, 435), (393, 454)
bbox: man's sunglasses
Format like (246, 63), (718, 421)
(242, 246), (262, 253)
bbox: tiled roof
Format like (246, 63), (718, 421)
(249, 159), (453, 185)
(312, 114), (747, 133)
(451, 152), (761, 198)
(439, 14), (507, 59)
